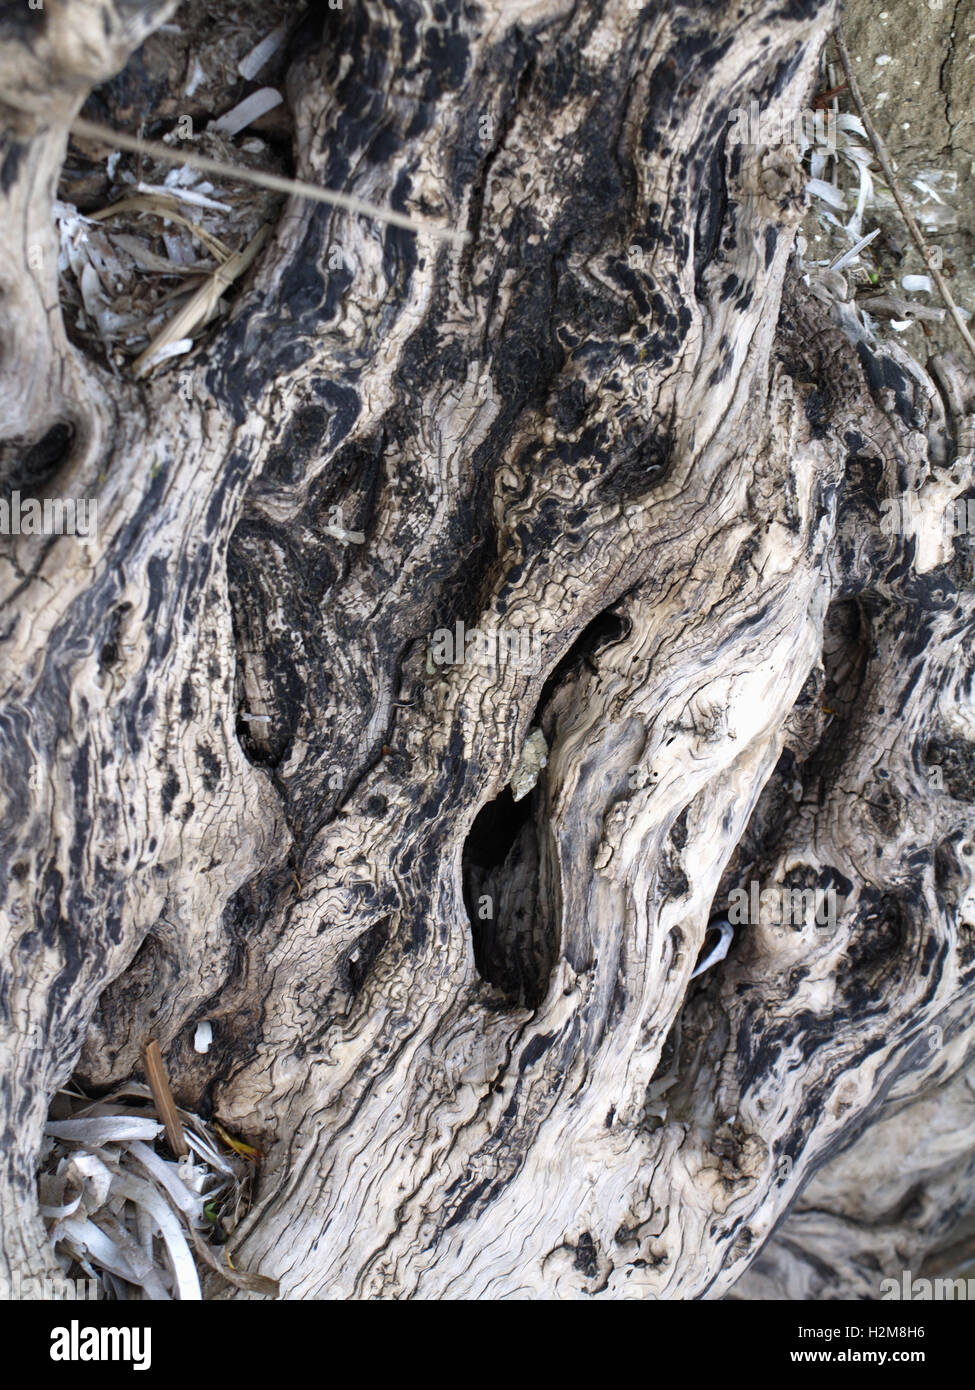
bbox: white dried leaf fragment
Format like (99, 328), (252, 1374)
(137, 337), (194, 373)
(209, 88), (283, 137)
(238, 22), (288, 81)
(689, 919), (734, 980)
(44, 1117), (164, 1143)
(183, 57), (205, 97)
(509, 728), (548, 802)
(323, 524), (366, 545)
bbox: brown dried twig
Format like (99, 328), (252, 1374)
(142, 1038), (188, 1157)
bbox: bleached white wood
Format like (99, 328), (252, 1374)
(2, 0), (974, 1301)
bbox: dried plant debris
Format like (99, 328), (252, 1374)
(509, 728), (549, 803)
(797, 46), (970, 363)
(55, 1), (299, 377)
(39, 1081), (277, 1300)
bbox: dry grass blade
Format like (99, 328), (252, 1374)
(89, 193), (230, 262)
(70, 115), (469, 248)
(131, 223), (269, 378)
(142, 1040), (188, 1157)
(108, 232), (214, 276)
(188, 1228), (279, 1297)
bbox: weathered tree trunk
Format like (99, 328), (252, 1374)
(3, 0), (975, 1299)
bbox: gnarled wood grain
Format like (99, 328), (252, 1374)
(2, 0), (975, 1300)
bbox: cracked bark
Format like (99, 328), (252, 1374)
(3, 0), (975, 1299)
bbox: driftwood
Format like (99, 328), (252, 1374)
(2, 0), (975, 1300)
